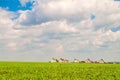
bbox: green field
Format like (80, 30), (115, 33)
(0, 62), (120, 80)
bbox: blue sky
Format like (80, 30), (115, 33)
(0, 0), (120, 62)
(0, 0), (33, 11)
(111, 26), (120, 32)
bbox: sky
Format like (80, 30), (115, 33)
(0, 0), (120, 62)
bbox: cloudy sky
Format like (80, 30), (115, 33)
(0, 0), (120, 62)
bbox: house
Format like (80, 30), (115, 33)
(94, 61), (98, 63)
(73, 59), (79, 63)
(85, 58), (92, 63)
(50, 58), (58, 63)
(99, 59), (105, 63)
(64, 59), (69, 63)
(80, 61), (85, 63)
(59, 58), (64, 63)
(107, 62), (114, 64)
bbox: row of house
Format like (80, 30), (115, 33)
(50, 58), (69, 63)
(75, 58), (105, 63)
(50, 58), (105, 63)
(74, 58), (119, 64)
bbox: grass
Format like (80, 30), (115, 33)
(0, 62), (120, 80)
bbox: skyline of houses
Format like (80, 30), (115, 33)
(50, 58), (119, 64)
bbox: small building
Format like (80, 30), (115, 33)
(73, 59), (79, 63)
(64, 59), (69, 63)
(50, 58), (58, 63)
(107, 62), (113, 64)
(94, 61), (98, 63)
(99, 59), (105, 63)
(85, 58), (92, 63)
(59, 58), (64, 63)
(80, 61), (85, 63)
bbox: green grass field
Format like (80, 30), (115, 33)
(0, 62), (120, 80)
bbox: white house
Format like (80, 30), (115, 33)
(85, 58), (92, 63)
(99, 59), (105, 63)
(50, 58), (57, 63)
(74, 59), (79, 63)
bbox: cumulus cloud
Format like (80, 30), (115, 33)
(0, 0), (120, 61)
(16, 0), (120, 25)
(19, 0), (34, 6)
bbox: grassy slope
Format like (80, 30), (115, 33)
(0, 62), (120, 80)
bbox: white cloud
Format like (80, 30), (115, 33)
(19, 0), (34, 6)
(41, 20), (77, 33)
(0, 0), (120, 61)
(6, 42), (17, 50)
